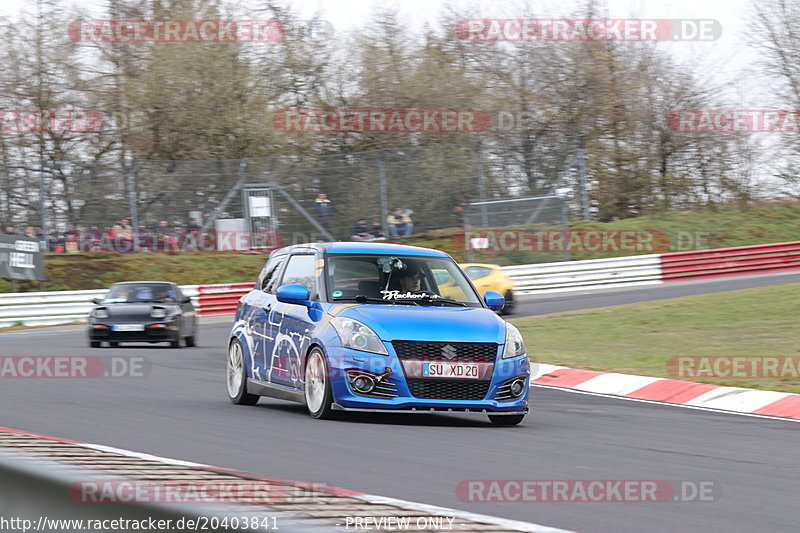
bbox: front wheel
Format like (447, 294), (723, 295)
(489, 414), (525, 426)
(304, 348), (334, 419)
(227, 339), (259, 405)
(500, 291), (515, 315)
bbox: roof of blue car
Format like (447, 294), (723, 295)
(272, 242), (450, 257)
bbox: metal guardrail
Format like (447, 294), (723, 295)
(501, 255), (663, 295)
(0, 450), (317, 533)
(2, 241), (800, 326)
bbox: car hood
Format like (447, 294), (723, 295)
(332, 304), (506, 344)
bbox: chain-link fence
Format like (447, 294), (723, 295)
(0, 136), (588, 254)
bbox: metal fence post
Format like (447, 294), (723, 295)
(560, 197), (571, 262)
(39, 160), (47, 236)
(126, 161), (139, 250)
(577, 134), (590, 222)
(474, 141), (489, 227)
(378, 151), (388, 237)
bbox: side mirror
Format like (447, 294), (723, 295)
(484, 290), (505, 312)
(91, 298), (102, 305)
(276, 284), (311, 306)
(180, 296), (192, 304)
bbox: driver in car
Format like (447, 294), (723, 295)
(397, 265), (423, 293)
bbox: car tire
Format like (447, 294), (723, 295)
(89, 341), (101, 348)
(500, 291), (515, 315)
(109, 341), (119, 347)
(488, 414), (525, 426)
(304, 348), (335, 419)
(185, 335), (196, 347)
(169, 336), (181, 348)
(226, 338), (259, 405)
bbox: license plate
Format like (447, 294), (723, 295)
(423, 362), (481, 379)
(111, 324), (145, 332)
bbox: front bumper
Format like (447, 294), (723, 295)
(88, 322), (179, 342)
(325, 346), (530, 413)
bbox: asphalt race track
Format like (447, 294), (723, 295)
(1, 272), (799, 533)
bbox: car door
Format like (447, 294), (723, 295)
(249, 254), (287, 382)
(265, 252), (318, 389)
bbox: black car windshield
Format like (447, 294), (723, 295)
(326, 255), (482, 306)
(103, 283), (178, 303)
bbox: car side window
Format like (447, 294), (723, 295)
(279, 254), (317, 295)
(464, 266), (492, 280)
(262, 255), (287, 293)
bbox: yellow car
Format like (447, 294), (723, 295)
(459, 263), (516, 315)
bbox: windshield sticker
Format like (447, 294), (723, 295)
(332, 290), (343, 298)
(381, 290), (440, 300)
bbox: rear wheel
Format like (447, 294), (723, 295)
(109, 341), (119, 347)
(489, 414), (525, 426)
(304, 348), (334, 419)
(89, 341), (101, 348)
(500, 291), (515, 315)
(227, 339), (259, 405)
(184, 319), (198, 347)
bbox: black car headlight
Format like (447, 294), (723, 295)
(331, 317), (388, 355)
(502, 323), (526, 359)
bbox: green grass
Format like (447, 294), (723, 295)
(511, 283), (800, 393)
(0, 252), (267, 292)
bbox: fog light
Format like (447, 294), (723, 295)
(352, 375), (375, 393)
(510, 379), (526, 398)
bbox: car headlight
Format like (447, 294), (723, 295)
(151, 307), (167, 318)
(502, 323), (526, 359)
(94, 308), (109, 319)
(331, 317), (388, 355)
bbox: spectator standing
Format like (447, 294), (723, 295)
(350, 218), (372, 241)
(63, 224), (79, 253)
(3, 226), (16, 235)
(187, 218), (201, 232)
(387, 208), (414, 238)
(84, 222), (103, 251)
(154, 220), (176, 251)
(24, 226), (38, 239)
(136, 222), (153, 251)
(111, 218), (134, 252)
(313, 193), (334, 232)
(369, 219), (385, 240)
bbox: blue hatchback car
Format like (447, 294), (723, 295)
(226, 242), (530, 425)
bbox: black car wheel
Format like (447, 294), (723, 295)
(109, 341), (119, 347)
(89, 341), (101, 348)
(304, 348), (335, 419)
(227, 338), (259, 405)
(184, 320), (198, 347)
(489, 414), (525, 426)
(500, 291), (515, 315)
(169, 336), (181, 348)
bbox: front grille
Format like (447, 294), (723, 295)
(407, 379), (490, 400)
(392, 341), (498, 363)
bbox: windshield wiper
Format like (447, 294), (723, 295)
(332, 295), (418, 306)
(399, 296), (468, 307)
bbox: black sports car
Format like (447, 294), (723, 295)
(87, 281), (198, 348)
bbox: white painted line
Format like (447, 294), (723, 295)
(532, 384), (800, 423)
(80, 443), (210, 468)
(686, 389), (793, 413)
(571, 373), (663, 396)
(530, 363), (568, 380)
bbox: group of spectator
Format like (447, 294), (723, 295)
(349, 208), (414, 241)
(2, 219), (201, 253)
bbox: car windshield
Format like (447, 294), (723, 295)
(103, 283), (178, 303)
(326, 255), (482, 306)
